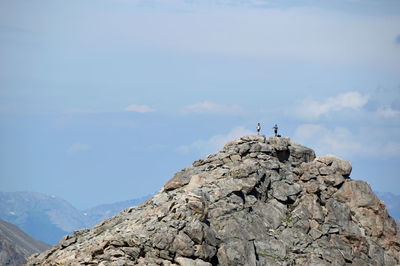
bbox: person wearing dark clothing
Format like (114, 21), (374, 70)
(273, 124), (278, 137)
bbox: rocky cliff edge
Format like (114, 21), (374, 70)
(28, 136), (400, 265)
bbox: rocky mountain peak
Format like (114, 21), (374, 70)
(28, 136), (400, 265)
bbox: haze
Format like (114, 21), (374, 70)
(1, 0), (399, 209)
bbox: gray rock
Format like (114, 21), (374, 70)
(172, 231), (195, 257)
(249, 143), (262, 153)
(217, 240), (256, 266)
(253, 199), (287, 229)
(254, 238), (286, 259)
(325, 198), (361, 235)
(333, 180), (379, 209)
(289, 141), (316, 164)
(322, 173), (345, 187)
(268, 137), (290, 151)
(164, 171), (191, 191)
(175, 257), (212, 266)
(292, 194), (324, 223)
(271, 181), (302, 202)
(27, 135), (400, 266)
(259, 143), (273, 153)
(238, 143), (251, 155)
(184, 220), (204, 244)
(194, 244), (217, 260)
(241, 135), (266, 143)
(316, 155), (352, 176)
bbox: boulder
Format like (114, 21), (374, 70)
(316, 155), (352, 176)
(333, 180), (379, 209)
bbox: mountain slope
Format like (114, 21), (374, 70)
(83, 195), (152, 227)
(0, 219), (49, 266)
(28, 136), (400, 265)
(0, 191), (86, 244)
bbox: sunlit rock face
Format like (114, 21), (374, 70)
(28, 136), (400, 266)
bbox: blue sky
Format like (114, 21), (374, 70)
(0, 0), (399, 209)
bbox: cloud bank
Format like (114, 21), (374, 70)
(124, 104), (155, 113)
(293, 124), (400, 158)
(296, 91), (369, 119)
(376, 106), (400, 119)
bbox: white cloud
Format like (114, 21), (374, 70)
(124, 104), (155, 113)
(182, 101), (243, 114)
(297, 91), (369, 118)
(376, 106), (400, 118)
(294, 124), (359, 156)
(293, 124), (400, 158)
(177, 126), (253, 155)
(66, 143), (90, 154)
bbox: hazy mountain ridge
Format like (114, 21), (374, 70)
(0, 191), (82, 244)
(28, 136), (400, 265)
(0, 191), (151, 245)
(83, 195), (152, 227)
(0, 218), (49, 266)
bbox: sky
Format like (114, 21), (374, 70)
(0, 0), (399, 209)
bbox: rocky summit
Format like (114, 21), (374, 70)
(28, 136), (400, 265)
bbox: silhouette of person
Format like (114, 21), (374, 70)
(273, 124), (278, 137)
(256, 123), (261, 135)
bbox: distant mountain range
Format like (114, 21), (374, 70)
(0, 191), (151, 245)
(0, 218), (49, 266)
(82, 197), (152, 227)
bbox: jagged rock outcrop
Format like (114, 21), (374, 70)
(28, 136), (400, 265)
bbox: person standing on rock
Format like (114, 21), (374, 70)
(273, 124), (278, 137)
(256, 123), (261, 135)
